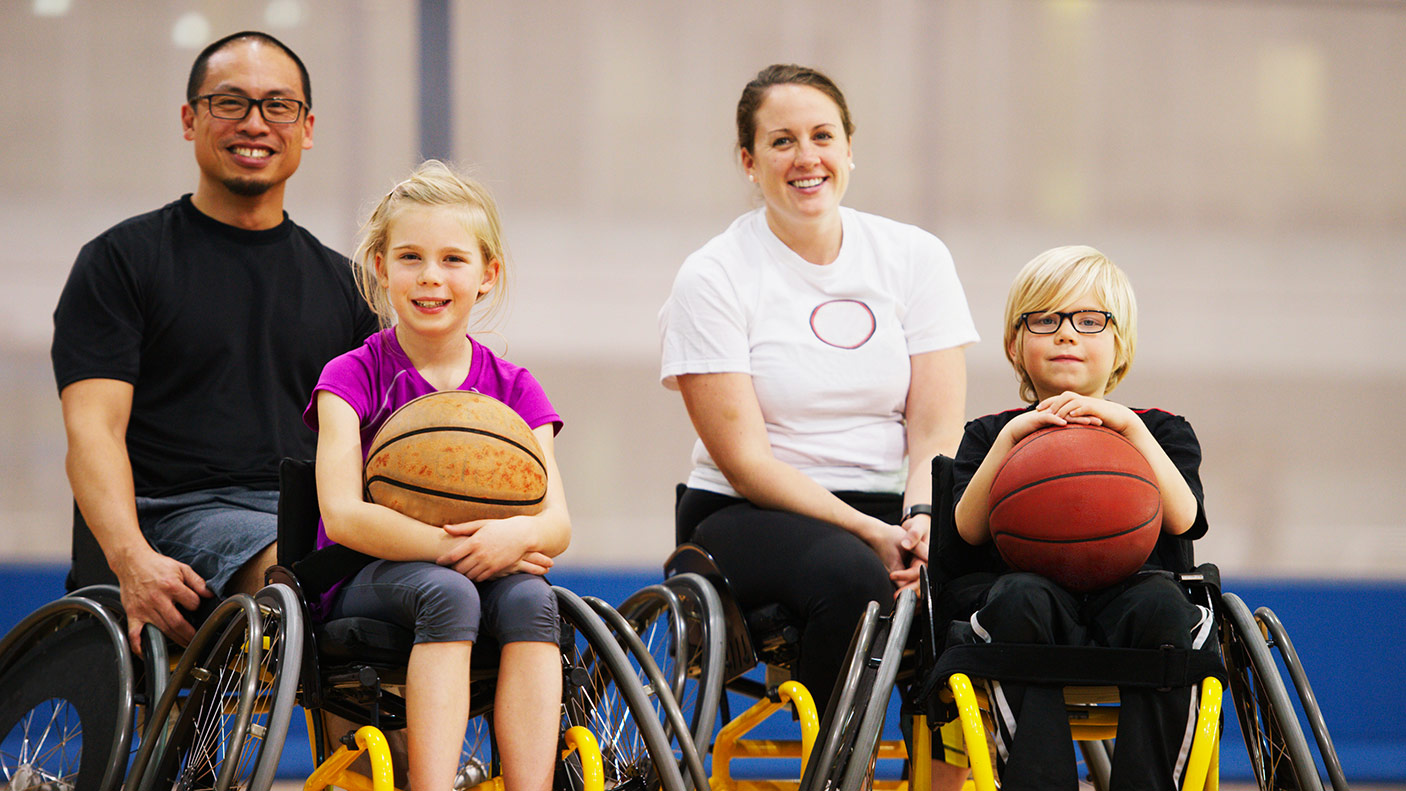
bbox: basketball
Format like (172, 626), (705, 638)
(364, 391), (548, 526)
(987, 424), (1161, 592)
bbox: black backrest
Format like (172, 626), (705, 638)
(277, 458), (321, 568)
(68, 504), (119, 591)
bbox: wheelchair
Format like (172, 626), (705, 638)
(603, 522), (924, 791)
(0, 585), (171, 791)
(2, 458), (685, 791)
(914, 455), (1348, 791)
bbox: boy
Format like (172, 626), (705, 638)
(950, 246), (1213, 791)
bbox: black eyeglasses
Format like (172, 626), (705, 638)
(193, 93), (307, 124)
(1019, 310), (1114, 335)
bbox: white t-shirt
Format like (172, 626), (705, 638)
(659, 207), (979, 496)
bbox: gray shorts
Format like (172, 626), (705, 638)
(328, 560), (559, 645)
(135, 487), (279, 599)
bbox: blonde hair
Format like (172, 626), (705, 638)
(1003, 245), (1138, 403)
(353, 159), (510, 330)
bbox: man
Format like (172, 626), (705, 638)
(52, 31), (379, 652)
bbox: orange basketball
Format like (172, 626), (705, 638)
(364, 391), (547, 526)
(988, 424), (1161, 592)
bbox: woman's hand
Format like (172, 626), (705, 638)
(862, 517), (910, 574)
(890, 512), (930, 593)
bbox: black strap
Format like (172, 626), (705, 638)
(915, 642), (1227, 709)
(292, 544), (378, 598)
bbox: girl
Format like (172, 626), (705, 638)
(305, 160), (569, 791)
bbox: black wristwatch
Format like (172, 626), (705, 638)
(903, 503), (933, 522)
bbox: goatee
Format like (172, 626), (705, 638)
(223, 177), (273, 197)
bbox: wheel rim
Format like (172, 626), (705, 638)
(1222, 594), (1317, 791)
(563, 637), (659, 790)
(0, 698), (84, 790)
(160, 600), (287, 790)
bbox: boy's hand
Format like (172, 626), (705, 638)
(1002, 408), (1070, 445)
(1038, 392), (1136, 434)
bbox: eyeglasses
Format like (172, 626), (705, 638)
(193, 93), (307, 124)
(1019, 310), (1114, 335)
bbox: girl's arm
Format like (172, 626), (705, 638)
(892, 347), (967, 588)
(437, 423), (571, 581)
(315, 391), (461, 561)
(677, 371), (908, 572)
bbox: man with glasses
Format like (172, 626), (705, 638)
(52, 31), (379, 652)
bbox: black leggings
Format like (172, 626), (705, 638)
(676, 488), (900, 714)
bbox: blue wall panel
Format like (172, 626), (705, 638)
(2, 564), (1399, 782)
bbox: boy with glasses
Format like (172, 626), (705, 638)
(52, 30), (379, 652)
(946, 246), (1212, 791)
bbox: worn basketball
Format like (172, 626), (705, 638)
(988, 424), (1161, 592)
(365, 391), (547, 525)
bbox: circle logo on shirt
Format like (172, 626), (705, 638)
(809, 299), (876, 349)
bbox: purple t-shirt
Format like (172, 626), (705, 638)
(302, 328), (562, 614)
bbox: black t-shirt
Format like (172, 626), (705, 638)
(52, 195), (380, 497)
(948, 405), (1209, 576)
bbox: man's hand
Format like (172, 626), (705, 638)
(118, 549), (213, 654)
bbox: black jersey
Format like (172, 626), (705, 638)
(52, 195), (380, 497)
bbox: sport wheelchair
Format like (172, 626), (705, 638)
(912, 455), (1348, 791)
(0, 458), (685, 791)
(0, 585), (169, 791)
(596, 500), (928, 791)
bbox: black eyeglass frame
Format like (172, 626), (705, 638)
(192, 93), (308, 124)
(1018, 310), (1115, 335)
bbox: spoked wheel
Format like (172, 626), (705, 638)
(1255, 607), (1348, 791)
(0, 597), (135, 791)
(799, 589), (915, 791)
(127, 585), (302, 791)
(1220, 592), (1323, 791)
(614, 573), (724, 786)
(554, 587), (687, 791)
(798, 600), (882, 791)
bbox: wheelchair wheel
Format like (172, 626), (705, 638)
(798, 599), (884, 791)
(829, 589), (917, 791)
(555, 587), (687, 791)
(1220, 592), (1323, 791)
(588, 592), (710, 791)
(1255, 607), (1348, 791)
(617, 573), (726, 760)
(127, 585), (303, 791)
(0, 596), (135, 791)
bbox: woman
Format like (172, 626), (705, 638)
(659, 63), (978, 735)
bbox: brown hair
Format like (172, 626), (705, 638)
(735, 64), (854, 155)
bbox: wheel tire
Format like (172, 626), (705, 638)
(555, 587), (687, 791)
(1220, 592), (1323, 791)
(618, 574), (726, 760)
(127, 587), (301, 791)
(798, 600), (882, 791)
(0, 602), (134, 791)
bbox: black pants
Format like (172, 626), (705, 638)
(676, 487), (899, 714)
(971, 572), (1213, 791)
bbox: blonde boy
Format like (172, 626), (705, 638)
(949, 246), (1212, 791)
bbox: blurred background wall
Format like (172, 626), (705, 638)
(1, 0), (1402, 578)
